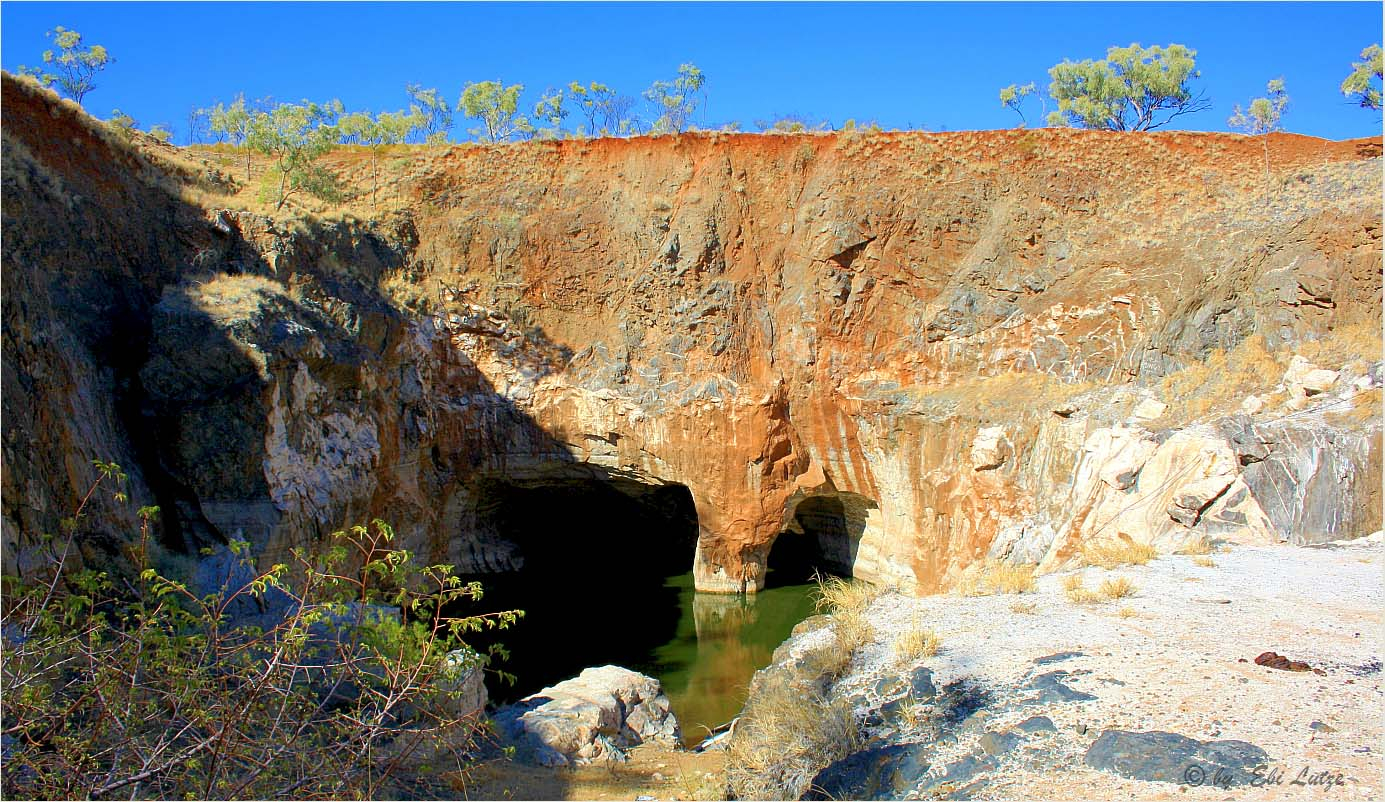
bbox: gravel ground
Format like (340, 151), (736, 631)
(818, 538), (1383, 800)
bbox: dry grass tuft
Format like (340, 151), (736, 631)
(956, 560), (1037, 596)
(1010, 600), (1038, 615)
(797, 575), (880, 683)
(894, 622), (941, 662)
(1099, 576), (1138, 599)
(1177, 536), (1215, 556)
(1082, 538), (1157, 569)
(1158, 325), (1383, 427)
(1157, 334), (1286, 425)
(1297, 323), (1384, 371)
(1193, 556), (1217, 568)
(1327, 387), (1383, 427)
(1066, 586), (1103, 605)
(814, 574), (881, 617)
(724, 674), (861, 800)
(674, 768), (728, 801)
(1062, 574), (1101, 604)
(1117, 606), (1140, 619)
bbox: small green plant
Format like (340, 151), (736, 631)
(2, 463), (520, 799)
(107, 108), (137, 139)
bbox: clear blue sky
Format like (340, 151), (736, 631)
(2, 2), (1381, 142)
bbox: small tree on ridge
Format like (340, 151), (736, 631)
(1341, 44), (1382, 111)
(459, 80), (530, 142)
(1045, 43), (1208, 131)
(1229, 78), (1289, 205)
(17, 26), (111, 106)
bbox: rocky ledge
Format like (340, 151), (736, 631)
(734, 536), (1382, 800)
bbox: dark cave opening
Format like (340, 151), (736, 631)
(454, 475), (700, 704)
(764, 494), (872, 588)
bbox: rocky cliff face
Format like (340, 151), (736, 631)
(3, 74), (1380, 593)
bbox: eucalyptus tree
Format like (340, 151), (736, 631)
(459, 81), (531, 142)
(405, 83), (453, 143)
(643, 63), (705, 134)
(1341, 44), (1382, 110)
(1230, 78), (1290, 204)
(246, 100), (344, 211)
(348, 110), (417, 206)
(999, 82), (1041, 126)
(1044, 43), (1208, 131)
(209, 94), (265, 183)
(567, 81), (639, 136)
(532, 88), (568, 139)
(17, 26), (111, 105)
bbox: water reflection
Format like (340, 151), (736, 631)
(631, 571), (819, 745)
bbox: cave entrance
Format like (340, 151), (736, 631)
(457, 474), (699, 704)
(764, 493), (877, 588)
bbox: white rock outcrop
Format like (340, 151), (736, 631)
(494, 665), (681, 766)
(971, 427), (1012, 471)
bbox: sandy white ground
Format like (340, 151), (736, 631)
(829, 539), (1384, 800)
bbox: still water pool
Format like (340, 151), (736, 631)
(627, 571), (819, 745)
(472, 568), (820, 748)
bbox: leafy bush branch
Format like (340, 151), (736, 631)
(2, 464), (521, 799)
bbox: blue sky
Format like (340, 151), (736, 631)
(2, 2), (1381, 142)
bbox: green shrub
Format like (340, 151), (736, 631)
(1, 462), (519, 799)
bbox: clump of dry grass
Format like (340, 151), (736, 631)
(1177, 536), (1215, 556)
(1327, 387), (1383, 427)
(724, 673), (861, 800)
(1082, 538), (1157, 569)
(1099, 576), (1137, 599)
(798, 574), (880, 682)
(1117, 606), (1140, 619)
(1010, 600), (1038, 615)
(180, 273), (288, 322)
(814, 574), (880, 616)
(1157, 325), (1384, 427)
(956, 560), (1037, 596)
(673, 768), (727, 801)
(1193, 556), (1217, 568)
(894, 620), (941, 662)
(1158, 334), (1286, 425)
(1297, 323), (1384, 372)
(1063, 573), (1102, 604)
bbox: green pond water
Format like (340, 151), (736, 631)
(471, 567), (820, 749)
(626, 571), (820, 746)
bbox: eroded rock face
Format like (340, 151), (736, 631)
(2, 74), (1380, 594)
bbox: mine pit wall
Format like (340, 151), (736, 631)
(3, 73), (1381, 596)
(404, 128), (1381, 593)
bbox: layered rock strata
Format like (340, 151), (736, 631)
(3, 74), (1380, 594)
